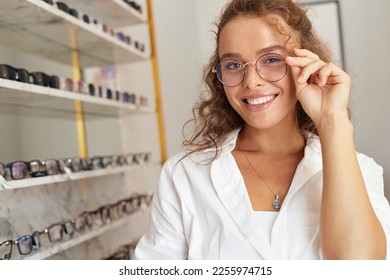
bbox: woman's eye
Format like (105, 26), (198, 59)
(223, 61), (243, 71)
(262, 56), (283, 65)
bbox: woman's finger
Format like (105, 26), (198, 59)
(292, 48), (320, 59)
(317, 63), (350, 86)
(285, 56), (314, 67)
(317, 63), (334, 86)
(297, 59), (327, 83)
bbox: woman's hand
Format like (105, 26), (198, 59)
(285, 48), (351, 132)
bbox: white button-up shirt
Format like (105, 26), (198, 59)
(135, 129), (390, 259)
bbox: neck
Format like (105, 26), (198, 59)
(237, 123), (305, 156)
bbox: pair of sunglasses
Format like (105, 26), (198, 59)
(0, 64), (30, 83)
(56, 2), (78, 18)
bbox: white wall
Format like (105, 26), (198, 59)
(153, 0), (390, 199)
(337, 0), (390, 199)
(151, 0), (202, 157)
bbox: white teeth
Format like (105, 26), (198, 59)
(246, 95), (275, 106)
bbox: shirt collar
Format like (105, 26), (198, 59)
(200, 128), (322, 163)
(201, 128), (241, 156)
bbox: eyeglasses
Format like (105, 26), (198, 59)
(123, 92), (136, 104)
(117, 32), (131, 45)
(13, 231), (41, 256)
(43, 159), (61, 176)
(134, 41), (145, 52)
(213, 53), (288, 87)
(89, 156), (115, 170)
(0, 232), (41, 260)
(5, 161), (29, 180)
(72, 212), (93, 231)
(29, 160), (48, 177)
(90, 206), (112, 226)
(0, 240), (12, 260)
(42, 212), (93, 245)
(117, 193), (149, 216)
(43, 223), (70, 243)
(63, 213), (92, 237)
(63, 157), (90, 172)
(4, 160), (56, 180)
(1, 159), (63, 181)
(106, 241), (138, 260)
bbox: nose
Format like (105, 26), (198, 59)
(241, 62), (266, 88)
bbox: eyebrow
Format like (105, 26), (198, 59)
(220, 45), (287, 60)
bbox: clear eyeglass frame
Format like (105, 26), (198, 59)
(212, 52), (288, 87)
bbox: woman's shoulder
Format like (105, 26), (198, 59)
(162, 148), (214, 171)
(163, 150), (189, 168)
(163, 129), (240, 170)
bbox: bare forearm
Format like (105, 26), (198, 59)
(318, 115), (386, 259)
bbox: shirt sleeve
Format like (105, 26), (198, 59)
(360, 155), (390, 259)
(134, 159), (188, 259)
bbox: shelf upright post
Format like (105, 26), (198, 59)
(69, 26), (89, 198)
(147, 0), (168, 164)
(69, 26), (88, 159)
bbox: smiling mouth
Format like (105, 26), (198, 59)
(244, 94), (278, 106)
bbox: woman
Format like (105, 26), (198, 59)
(135, 0), (390, 259)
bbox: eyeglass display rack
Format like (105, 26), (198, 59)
(0, 0), (154, 117)
(19, 213), (133, 260)
(63, 0), (148, 26)
(0, 78), (153, 117)
(0, 0), (164, 260)
(0, 0), (148, 67)
(0, 162), (158, 190)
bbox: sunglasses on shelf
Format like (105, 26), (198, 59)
(30, 72), (60, 89)
(0, 64), (30, 83)
(56, 2), (79, 18)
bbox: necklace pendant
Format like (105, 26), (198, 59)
(272, 195), (281, 210)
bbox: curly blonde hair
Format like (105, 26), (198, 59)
(183, 0), (333, 159)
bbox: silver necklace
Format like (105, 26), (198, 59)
(238, 149), (282, 210)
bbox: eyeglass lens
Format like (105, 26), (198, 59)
(44, 159), (60, 175)
(73, 215), (88, 231)
(46, 224), (65, 243)
(0, 163), (6, 177)
(216, 53), (287, 87)
(0, 240), (12, 260)
(8, 162), (28, 180)
(29, 160), (46, 177)
(15, 232), (40, 255)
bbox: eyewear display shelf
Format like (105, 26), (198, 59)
(17, 216), (133, 260)
(0, 0), (148, 67)
(0, 78), (153, 117)
(0, 166), (131, 190)
(0, 163), (157, 190)
(0, 0), (163, 260)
